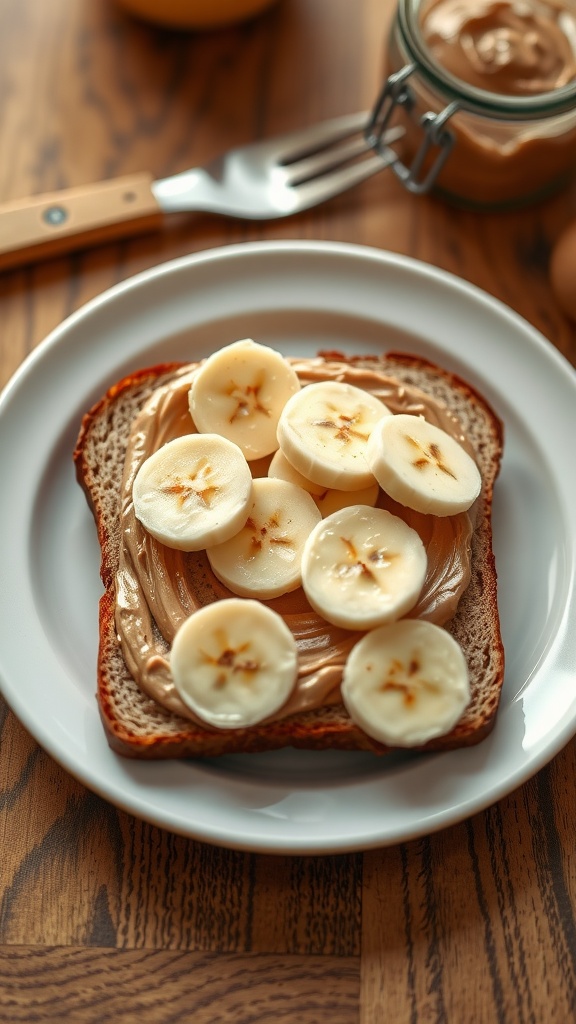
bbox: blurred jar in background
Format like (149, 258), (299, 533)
(370, 0), (576, 207)
(114, 0), (280, 29)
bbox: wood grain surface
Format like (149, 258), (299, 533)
(0, 0), (575, 1021)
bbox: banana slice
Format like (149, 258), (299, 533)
(314, 481), (379, 518)
(367, 413), (481, 516)
(132, 433), (252, 551)
(268, 448), (326, 496)
(301, 504), (427, 630)
(171, 599), (298, 729)
(341, 620), (470, 746)
(189, 338), (301, 460)
(206, 477), (322, 599)
(268, 448), (379, 513)
(277, 380), (391, 491)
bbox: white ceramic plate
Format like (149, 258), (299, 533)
(0, 240), (575, 854)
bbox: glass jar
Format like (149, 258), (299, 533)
(368, 0), (576, 208)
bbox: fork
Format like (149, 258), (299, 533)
(0, 112), (403, 272)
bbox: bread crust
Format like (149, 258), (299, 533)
(74, 351), (505, 759)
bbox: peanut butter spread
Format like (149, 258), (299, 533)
(115, 359), (476, 728)
(420, 0), (576, 95)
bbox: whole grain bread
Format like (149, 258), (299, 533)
(74, 351), (505, 759)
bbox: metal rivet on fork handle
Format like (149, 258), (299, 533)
(365, 64), (458, 196)
(42, 205), (69, 226)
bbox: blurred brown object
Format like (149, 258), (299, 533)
(114, 0), (280, 29)
(550, 216), (576, 322)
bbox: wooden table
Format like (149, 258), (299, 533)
(1, 0), (575, 1020)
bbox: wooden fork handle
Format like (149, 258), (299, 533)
(0, 173), (164, 272)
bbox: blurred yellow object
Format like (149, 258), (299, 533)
(115, 0), (280, 28)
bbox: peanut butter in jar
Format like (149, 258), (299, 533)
(374, 0), (576, 207)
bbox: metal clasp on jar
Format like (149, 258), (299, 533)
(366, 64), (459, 195)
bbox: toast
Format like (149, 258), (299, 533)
(74, 350), (505, 759)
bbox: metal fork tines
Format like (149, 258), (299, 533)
(153, 113), (404, 220)
(275, 113), (404, 206)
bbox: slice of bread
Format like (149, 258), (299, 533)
(74, 351), (505, 759)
